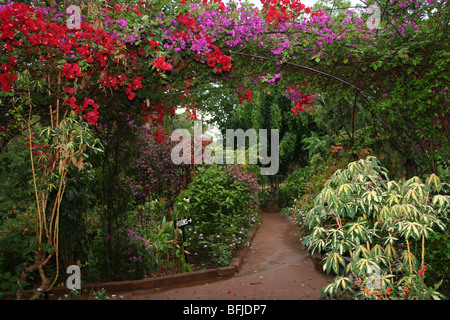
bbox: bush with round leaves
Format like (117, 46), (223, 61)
(174, 165), (260, 267)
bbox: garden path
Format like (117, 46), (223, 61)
(122, 211), (333, 300)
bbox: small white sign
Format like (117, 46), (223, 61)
(176, 217), (193, 228)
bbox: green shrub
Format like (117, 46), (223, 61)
(281, 154), (347, 215)
(303, 156), (449, 299)
(174, 165), (260, 267)
(422, 229), (450, 297)
(279, 166), (314, 208)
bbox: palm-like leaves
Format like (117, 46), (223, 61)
(303, 156), (449, 299)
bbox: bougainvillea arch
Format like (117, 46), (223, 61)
(0, 0), (448, 297)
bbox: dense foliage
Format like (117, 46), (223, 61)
(302, 157), (449, 299)
(0, 0), (448, 300)
(175, 165), (260, 267)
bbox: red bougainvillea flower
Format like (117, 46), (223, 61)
(0, 64), (11, 72)
(177, 12), (198, 31)
(8, 56), (17, 65)
(261, 0), (310, 26)
(152, 128), (166, 144)
(61, 63), (82, 79)
(291, 103), (301, 116)
(418, 265), (427, 275)
(0, 1), (152, 129)
(82, 98), (98, 111)
(132, 77), (143, 90)
(152, 56), (172, 72)
(239, 88), (253, 104)
(83, 109), (99, 126)
(64, 97), (78, 110)
(126, 78), (141, 100)
(292, 103), (309, 116)
(289, 89), (316, 116)
(206, 44), (232, 73)
(310, 10), (325, 17)
(81, 98), (99, 126)
(0, 72), (17, 92)
(148, 39), (160, 49)
(140, 101), (173, 129)
(128, 91), (136, 100)
(62, 97), (99, 126)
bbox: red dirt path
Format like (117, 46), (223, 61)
(122, 211), (333, 300)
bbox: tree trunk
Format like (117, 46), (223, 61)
(16, 250), (53, 300)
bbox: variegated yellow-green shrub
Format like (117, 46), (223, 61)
(303, 156), (449, 300)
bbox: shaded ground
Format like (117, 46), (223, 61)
(122, 211), (333, 300)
